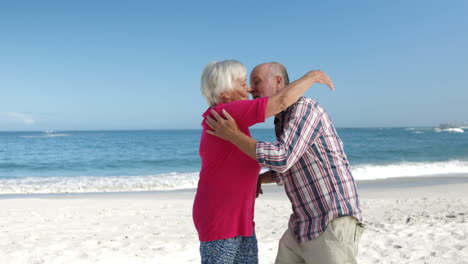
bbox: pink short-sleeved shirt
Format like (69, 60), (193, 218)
(193, 97), (268, 242)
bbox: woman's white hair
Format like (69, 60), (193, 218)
(201, 60), (246, 107)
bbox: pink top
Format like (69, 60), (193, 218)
(193, 97), (269, 242)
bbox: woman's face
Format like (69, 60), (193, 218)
(224, 77), (251, 102)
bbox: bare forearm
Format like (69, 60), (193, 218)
(265, 70), (333, 118)
(205, 109), (258, 160)
(229, 130), (258, 160)
(260, 171), (275, 184)
(265, 72), (315, 118)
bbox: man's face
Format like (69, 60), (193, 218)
(249, 65), (277, 99)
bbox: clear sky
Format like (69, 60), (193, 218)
(1, 0), (467, 131)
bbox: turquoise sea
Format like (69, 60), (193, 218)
(0, 127), (467, 194)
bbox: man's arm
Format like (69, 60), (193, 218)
(257, 101), (323, 173)
(206, 109), (257, 160)
(256, 171), (275, 198)
(206, 100), (323, 173)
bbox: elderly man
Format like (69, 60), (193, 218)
(206, 62), (364, 264)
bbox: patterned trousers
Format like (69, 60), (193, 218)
(200, 232), (258, 264)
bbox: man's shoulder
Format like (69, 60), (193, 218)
(298, 97), (316, 105)
(288, 97), (324, 112)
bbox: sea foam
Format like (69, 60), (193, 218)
(0, 172), (199, 195)
(352, 160), (468, 180)
(434, 127), (464, 133)
(1, 161), (467, 194)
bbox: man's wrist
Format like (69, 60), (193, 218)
(260, 172), (274, 184)
(229, 129), (246, 144)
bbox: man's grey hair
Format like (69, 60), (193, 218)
(268, 62), (289, 86)
(201, 60), (246, 107)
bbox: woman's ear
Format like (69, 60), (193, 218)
(220, 92), (230, 103)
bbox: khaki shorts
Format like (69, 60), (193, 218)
(275, 216), (365, 264)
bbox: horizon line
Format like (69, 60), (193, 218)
(0, 125), (441, 133)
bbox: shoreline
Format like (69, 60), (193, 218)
(1, 174), (467, 200)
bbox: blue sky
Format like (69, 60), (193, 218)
(1, 0), (467, 131)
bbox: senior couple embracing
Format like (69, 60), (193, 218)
(193, 60), (364, 264)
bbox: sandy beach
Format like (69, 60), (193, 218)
(1, 176), (467, 264)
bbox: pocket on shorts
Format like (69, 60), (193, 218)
(353, 222), (365, 254)
(326, 219), (345, 245)
(354, 222), (365, 242)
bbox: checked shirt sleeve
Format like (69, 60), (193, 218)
(256, 100), (323, 174)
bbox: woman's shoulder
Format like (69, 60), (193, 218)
(213, 98), (265, 113)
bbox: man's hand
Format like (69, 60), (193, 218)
(206, 108), (258, 160)
(206, 109), (241, 142)
(256, 178), (263, 198)
(256, 171), (275, 198)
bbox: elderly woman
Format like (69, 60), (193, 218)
(193, 60), (333, 263)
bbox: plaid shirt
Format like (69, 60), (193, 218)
(256, 97), (362, 242)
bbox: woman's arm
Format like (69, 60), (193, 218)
(265, 70), (333, 118)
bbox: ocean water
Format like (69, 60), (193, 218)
(0, 127), (467, 194)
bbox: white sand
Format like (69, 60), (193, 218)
(1, 179), (467, 264)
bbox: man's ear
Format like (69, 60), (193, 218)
(276, 75), (284, 92)
(276, 75), (283, 86)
